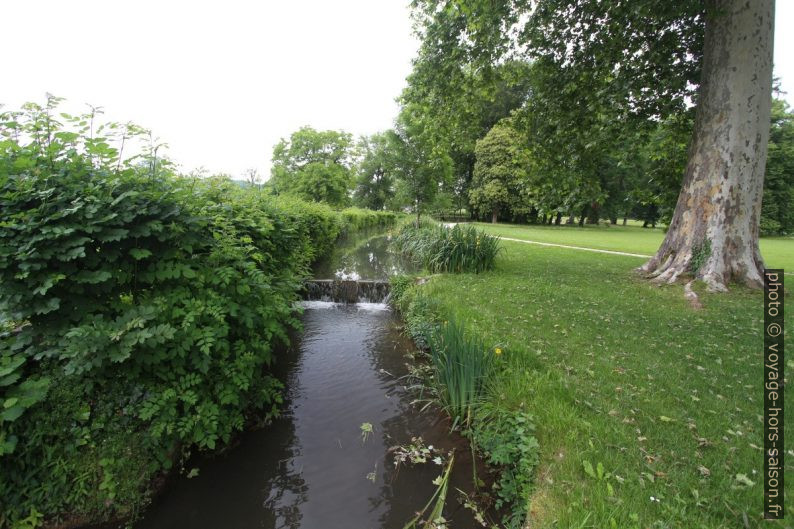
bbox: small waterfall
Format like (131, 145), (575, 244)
(303, 279), (391, 303)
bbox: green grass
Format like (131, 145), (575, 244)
(413, 228), (794, 528)
(469, 221), (794, 271)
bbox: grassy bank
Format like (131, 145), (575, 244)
(395, 224), (793, 528)
(469, 222), (794, 271)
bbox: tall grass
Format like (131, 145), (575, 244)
(393, 223), (502, 273)
(430, 319), (494, 428)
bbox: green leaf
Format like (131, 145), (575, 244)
(130, 248), (152, 260)
(582, 460), (596, 479)
(1, 405), (25, 422)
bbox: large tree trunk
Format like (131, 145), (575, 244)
(639, 0), (774, 291)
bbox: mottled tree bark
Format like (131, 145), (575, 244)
(639, 0), (774, 291)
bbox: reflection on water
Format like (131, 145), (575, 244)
(312, 232), (417, 280)
(136, 305), (484, 529)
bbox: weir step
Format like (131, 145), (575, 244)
(302, 279), (390, 304)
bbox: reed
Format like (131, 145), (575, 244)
(393, 223), (501, 274)
(429, 319), (494, 429)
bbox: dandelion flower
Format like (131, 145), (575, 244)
(494, 347), (502, 355)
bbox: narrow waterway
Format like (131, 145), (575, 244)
(133, 232), (489, 529)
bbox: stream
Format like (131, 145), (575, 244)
(132, 231), (490, 529)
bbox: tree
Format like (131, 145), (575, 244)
(391, 109), (453, 224)
(760, 98), (794, 235)
(244, 168), (261, 190)
(353, 133), (395, 210)
(469, 119), (529, 223)
(409, 0), (774, 290)
(269, 126), (354, 207)
(637, 1), (774, 290)
(400, 56), (534, 213)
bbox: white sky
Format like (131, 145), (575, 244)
(1, 1), (792, 180)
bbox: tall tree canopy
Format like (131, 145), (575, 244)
(269, 126), (354, 207)
(353, 133), (396, 211)
(408, 0), (774, 290)
(391, 109), (453, 224)
(470, 119), (530, 223)
(760, 98), (794, 236)
(400, 53), (534, 210)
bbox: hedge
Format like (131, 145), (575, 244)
(0, 102), (394, 527)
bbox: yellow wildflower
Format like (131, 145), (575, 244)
(494, 347), (502, 355)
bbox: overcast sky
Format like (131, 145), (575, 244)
(2, 1), (792, 180)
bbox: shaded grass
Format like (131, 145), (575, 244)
(470, 222), (794, 271)
(416, 237), (794, 528)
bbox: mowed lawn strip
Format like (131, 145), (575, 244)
(420, 237), (794, 528)
(470, 222), (794, 271)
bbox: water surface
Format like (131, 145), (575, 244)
(131, 233), (487, 529)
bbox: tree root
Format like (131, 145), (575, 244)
(684, 281), (703, 309)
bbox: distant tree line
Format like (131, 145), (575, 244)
(267, 92), (793, 235)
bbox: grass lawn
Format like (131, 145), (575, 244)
(469, 222), (794, 271)
(415, 225), (793, 528)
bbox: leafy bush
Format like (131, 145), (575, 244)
(393, 223), (502, 273)
(473, 407), (539, 529)
(340, 207), (398, 233)
(0, 99), (394, 527)
(388, 276), (440, 350)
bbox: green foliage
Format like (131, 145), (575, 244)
(352, 132), (396, 211)
(761, 98), (794, 235)
(689, 237), (712, 275)
(389, 116), (453, 222)
(269, 126), (355, 207)
(339, 207), (398, 235)
(389, 276), (441, 351)
(473, 407), (539, 529)
(0, 99), (391, 527)
(390, 272), (539, 528)
(469, 119), (531, 222)
(393, 223), (501, 273)
(429, 320), (493, 428)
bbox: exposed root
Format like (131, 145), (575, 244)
(684, 281), (703, 309)
(700, 271), (730, 293)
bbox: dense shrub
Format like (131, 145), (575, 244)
(340, 207), (398, 234)
(0, 100), (394, 527)
(473, 407), (539, 529)
(393, 222), (502, 273)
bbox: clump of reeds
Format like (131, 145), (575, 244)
(393, 223), (501, 274)
(429, 319), (494, 429)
